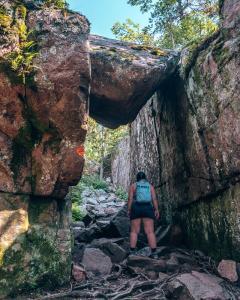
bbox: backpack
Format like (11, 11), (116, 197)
(135, 180), (152, 203)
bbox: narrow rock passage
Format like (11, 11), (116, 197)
(34, 181), (240, 300)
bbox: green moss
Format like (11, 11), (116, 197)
(212, 40), (231, 69)
(43, 0), (68, 9)
(150, 49), (167, 56)
(179, 183), (240, 261)
(0, 226), (71, 297)
(10, 125), (33, 182)
(28, 197), (52, 224)
(0, 60), (23, 85)
(130, 44), (167, 56)
(183, 30), (220, 78)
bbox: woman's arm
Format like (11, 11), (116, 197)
(151, 185), (160, 219)
(127, 184), (134, 216)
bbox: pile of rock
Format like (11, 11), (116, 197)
(70, 185), (240, 299)
(72, 185), (130, 274)
(80, 186), (125, 221)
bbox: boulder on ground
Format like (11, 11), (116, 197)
(127, 255), (166, 272)
(75, 224), (102, 243)
(166, 256), (179, 272)
(107, 205), (130, 237)
(72, 221), (85, 228)
(90, 240), (127, 263)
(168, 271), (228, 300)
(72, 243), (85, 264)
(82, 213), (94, 226)
(81, 248), (112, 276)
(217, 259), (238, 282)
(170, 252), (195, 265)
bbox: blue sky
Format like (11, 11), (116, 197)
(67, 0), (149, 39)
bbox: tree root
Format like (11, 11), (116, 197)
(105, 264), (122, 281)
(110, 280), (161, 300)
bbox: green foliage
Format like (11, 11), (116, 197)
(1, 3), (39, 85)
(115, 187), (128, 201)
(85, 118), (128, 163)
(6, 40), (38, 84)
(69, 184), (83, 205)
(122, 0), (219, 48)
(159, 11), (218, 48)
(81, 175), (108, 191)
(112, 18), (159, 47)
(72, 203), (85, 221)
(70, 175), (109, 221)
(43, 0), (68, 9)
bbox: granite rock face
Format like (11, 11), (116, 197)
(112, 0), (240, 260)
(1, 0), (240, 296)
(111, 136), (131, 191)
(89, 35), (179, 128)
(0, 1), (90, 296)
(0, 4), (90, 199)
(0, 193), (72, 298)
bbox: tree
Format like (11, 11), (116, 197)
(85, 118), (129, 178)
(112, 18), (158, 47)
(126, 0), (219, 48)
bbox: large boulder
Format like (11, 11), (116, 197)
(168, 271), (229, 300)
(0, 2), (90, 296)
(90, 239), (127, 263)
(106, 205), (130, 238)
(0, 4), (90, 199)
(89, 35), (179, 128)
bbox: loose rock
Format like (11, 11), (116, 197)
(81, 248), (112, 276)
(72, 264), (87, 282)
(217, 259), (238, 282)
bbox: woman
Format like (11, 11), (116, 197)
(127, 171), (160, 258)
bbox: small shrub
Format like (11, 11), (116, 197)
(115, 187), (128, 201)
(69, 182), (84, 205)
(81, 175), (108, 191)
(72, 203), (85, 222)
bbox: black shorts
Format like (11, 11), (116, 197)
(130, 202), (155, 220)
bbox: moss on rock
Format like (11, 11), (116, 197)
(0, 195), (71, 298)
(178, 182), (240, 261)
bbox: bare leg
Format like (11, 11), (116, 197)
(130, 219), (141, 248)
(143, 218), (157, 249)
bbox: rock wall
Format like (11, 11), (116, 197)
(0, 193), (71, 298)
(0, 1), (180, 295)
(1, 0), (239, 295)
(0, 1), (90, 296)
(111, 136), (131, 191)
(113, 0), (240, 260)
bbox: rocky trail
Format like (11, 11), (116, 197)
(34, 183), (240, 300)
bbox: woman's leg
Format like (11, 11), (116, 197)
(143, 218), (157, 249)
(130, 218), (141, 249)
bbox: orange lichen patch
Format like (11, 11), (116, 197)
(76, 145), (85, 157)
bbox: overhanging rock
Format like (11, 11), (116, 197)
(89, 35), (179, 128)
